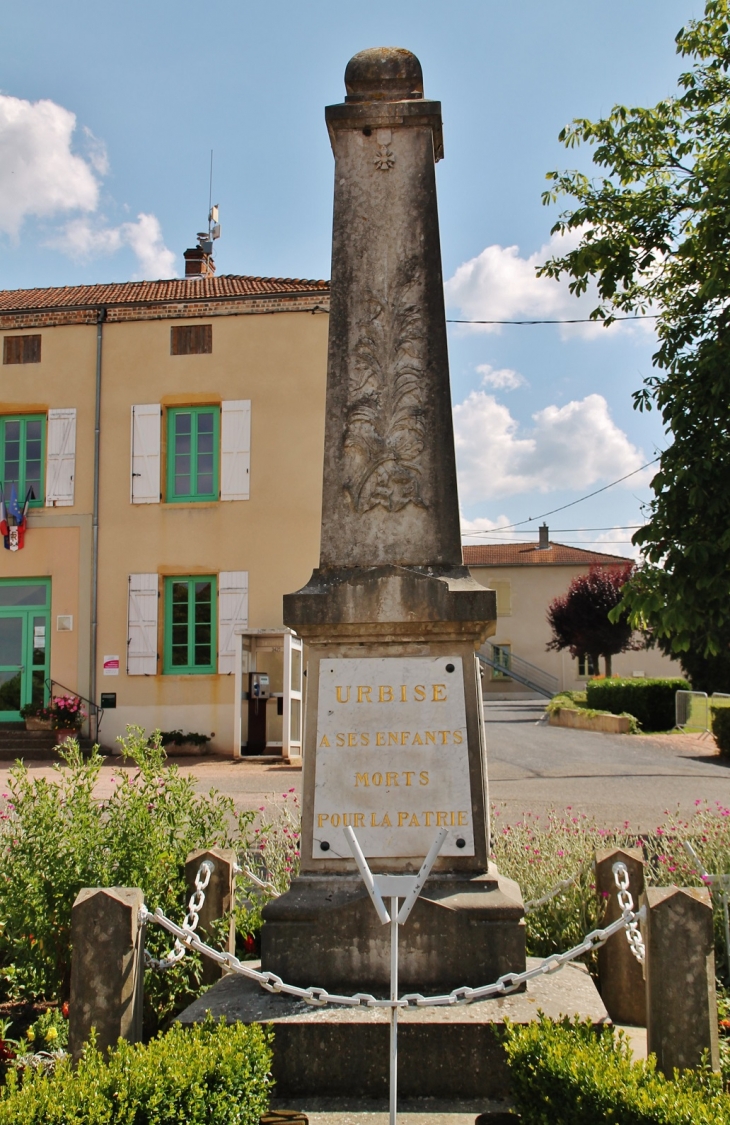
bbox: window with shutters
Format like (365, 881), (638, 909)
(166, 406), (219, 502)
(3, 335), (41, 365)
(163, 576), (216, 674)
(170, 324), (212, 355)
(46, 409), (76, 507)
(0, 415), (45, 507)
(127, 574), (159, 675)
(218, 571), (248, 673)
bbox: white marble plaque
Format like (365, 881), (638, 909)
(312, 656), (474, 858)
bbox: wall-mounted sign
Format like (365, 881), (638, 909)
(103, 655), (120, 676)
(312, 656), (474, 859)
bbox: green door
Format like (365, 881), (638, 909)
(0, 581), (50, 721)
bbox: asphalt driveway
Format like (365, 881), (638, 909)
(484, 698), (730, 829)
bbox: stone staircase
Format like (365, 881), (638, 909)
(0, 723), (92, 760)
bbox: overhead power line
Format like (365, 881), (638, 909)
(462, 525), (643, 534)
(460, 456), (661, 536)
(446, 314), (659, 325)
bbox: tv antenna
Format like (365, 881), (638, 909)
(196, 149), (221, 252)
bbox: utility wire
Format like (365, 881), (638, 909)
(446, 314), (659, 325)
(460, 456), (660, 536)
(462, 525), (643, 534)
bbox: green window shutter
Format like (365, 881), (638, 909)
(0, 415), (46, 508)
(163, 576), (217, 674)
(166, 406), (219, 502)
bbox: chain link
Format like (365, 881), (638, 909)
(524, 873), (582, 914)
(143, 858), (646, 1005)
(142, 860), (214, 970)
(612, 860), (645, 964)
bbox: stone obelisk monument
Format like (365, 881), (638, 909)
(263, 47), (524, 992)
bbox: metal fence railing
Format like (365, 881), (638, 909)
(478, 642), (558, 699)
(676, 690), (730, 735)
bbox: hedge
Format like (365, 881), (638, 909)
(0, 1017), (272, 1125)
(504, 1016), (729, 1124)
(585, 677), (688, 731)
(712, 705), (730, 756)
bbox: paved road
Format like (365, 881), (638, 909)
(484, 699), (730, 829)
(1, 701), (727, 831)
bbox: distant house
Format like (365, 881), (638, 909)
(464, 525), (680, 697)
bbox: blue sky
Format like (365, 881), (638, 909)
(0, 0), (702, 553)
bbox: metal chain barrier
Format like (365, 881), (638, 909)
(524, 873), (582, 914)
(234, 861), (281, 899)
(143, 859), (214, 970)
(141, 859), (645, 1004)
(612, 860), (645, 965)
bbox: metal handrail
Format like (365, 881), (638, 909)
(478, 642), (558, 699)
(45, 679), (101, 743)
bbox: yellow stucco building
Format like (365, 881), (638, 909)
(0, 271), (329, 751)
(464, 530), (680, 696)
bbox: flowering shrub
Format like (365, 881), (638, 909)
(235, 790), (301, 945)
(49, 695), (86, 731)
(491, 806), (634, 965)
(492, 801), (730, 983)
(0, 728), (256, 1033)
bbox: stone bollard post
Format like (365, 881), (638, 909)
(642, 885), (720, 1075)
(185, 848), (236, 985)
(69, 887), (145, 1058)
(595, 848), (646, 1025)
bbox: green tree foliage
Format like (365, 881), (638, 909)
(540, 0), (730, 658)
(655, 627), (730, 692)
(546, 564), (639, 676)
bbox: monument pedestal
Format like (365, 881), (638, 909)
(262, 869), (524, 993)
(177, 960), (609, 1099)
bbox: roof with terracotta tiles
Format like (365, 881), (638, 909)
(463, 541), (632, 567)
(0, 274), (330, 311)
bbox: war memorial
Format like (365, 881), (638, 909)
(178, 46), (609, 1099)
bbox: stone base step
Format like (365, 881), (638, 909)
(176, 959), (607, 1100)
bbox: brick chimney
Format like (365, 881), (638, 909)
(184, 245), (216, 279)
(538, 523), (550, 549)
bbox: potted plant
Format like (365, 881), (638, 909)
(51, 695), (86, 745)
(159, 730), (212, 757)
(19, 703), (53, 732)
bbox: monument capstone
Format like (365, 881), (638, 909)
(262, 45), (525, 993)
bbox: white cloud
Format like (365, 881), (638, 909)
(50, 213), (176, 279)
(0, 92), (177, 277)
(477, 363), (526, 391)
(453, 390), (646, 504)
(444, 229), (651, 340)
(118, 214), (176, 279)
(50, 213), (176, 280)
(0, 94), (100, 236)
(460, 513), (514, 541)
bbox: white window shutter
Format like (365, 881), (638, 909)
(127, 574), (158, 675)
(131, 404), (161, 503)
(218, 571), (248, 673)
(220, 400), (251, 501)
(46, 409), (76, 506)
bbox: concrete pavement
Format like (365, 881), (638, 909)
(1, 700), (727, 830)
